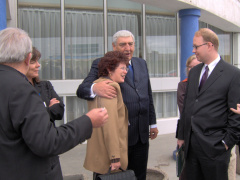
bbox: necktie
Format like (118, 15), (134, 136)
(199, 66), (209, 91)
(128, 64), (134, 83)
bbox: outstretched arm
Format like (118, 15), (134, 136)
(76, 58), (117, 100)
(76, 59), (100, 100)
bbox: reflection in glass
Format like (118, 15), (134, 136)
(66, 96), (87, 123)
(65, 0), (104, 79)
(146, 6), (177, 77)
(153, 92), (177, 118)
(18, 0), (62, 80)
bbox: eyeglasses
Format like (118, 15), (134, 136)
(118, 42), (134, 47)
(192, 43), (208, 50)
(119, 67), (129, 72)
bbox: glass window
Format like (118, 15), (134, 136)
(153, 92), (177, 118)
(145, 6), (177, 77)
(18, 0), (62, 80)
(66, 92), (177, 123)
(66, 96), (88, 122)
(65, 0), (104, 79)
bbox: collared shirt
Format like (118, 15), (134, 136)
(129, 60), (132, 65)
(199, 55), (220, 85)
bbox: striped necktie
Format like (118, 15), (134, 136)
(128, 64), (134, 83)
(199, 66), (209, 91)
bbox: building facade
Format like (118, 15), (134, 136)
(2, 0), (240, 134)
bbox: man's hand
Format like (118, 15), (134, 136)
(177, 139), (184, 148)
(86, 108), (108, 128)
(230, 104), (240, 114)
(149, 127), (158, 140)
(93, 81), (117, 98)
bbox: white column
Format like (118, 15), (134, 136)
(233, 33), (240, 69)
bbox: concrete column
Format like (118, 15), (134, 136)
(233, 33), (240, 69)
(0, 0), (7, 30)
(179, 9), (201, 81)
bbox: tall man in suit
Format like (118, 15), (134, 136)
(0, 27), (108, 180)
(177, 28), (240, 180)
(77, 30), (158, 180)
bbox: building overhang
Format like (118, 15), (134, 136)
(130, 0), (240, 32)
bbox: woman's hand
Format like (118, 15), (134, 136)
(49, 98), (60, 107)
(111, 162), (121, 171)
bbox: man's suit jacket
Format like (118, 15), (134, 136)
(0, 64), (92, 180)
(178, 59), (240, 159)
(77, 57), (156, 146)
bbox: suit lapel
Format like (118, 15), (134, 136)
(193, 64), (204, 96)
(198, 59), (224, 95)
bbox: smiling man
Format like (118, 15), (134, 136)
(177, 28), (240, 180)
(77, 30), (158, 180)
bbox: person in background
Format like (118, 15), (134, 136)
(0, 27), (108, 180)
(25, 46), (65, 179)
(177, 54), (201, 115)
(177, 28), (240, 180)
(175, 54), (201, 179)
(26, 47), (64, 125)
(84, 51), (129, 180)
(77, 30), (158, 180)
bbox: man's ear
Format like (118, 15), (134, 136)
(24, 52), (32, 66)
(112, 42), (116, 50)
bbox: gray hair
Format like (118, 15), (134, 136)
(0, 28), (32, 63)
(112, 30), (135, 45)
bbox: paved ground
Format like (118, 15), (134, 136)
(60, 133), (240, 180)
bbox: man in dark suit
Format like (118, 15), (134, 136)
(77, 30), (158, 180)
(177, 28), (240, 180)
(0, 27), (108, 180)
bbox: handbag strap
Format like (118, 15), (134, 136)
(107, 167), (125, 174)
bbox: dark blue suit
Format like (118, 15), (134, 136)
(77, 57), (156, 180)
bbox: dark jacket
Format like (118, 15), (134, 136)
(0, 64), (92, 180)
(178, 59), (240, 159)
(34, 81), (64, 123)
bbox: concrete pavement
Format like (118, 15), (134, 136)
(60, 133), (240, 180)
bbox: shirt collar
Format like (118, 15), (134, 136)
(129, 60), (132, 65)
(203, 54), (220, 73)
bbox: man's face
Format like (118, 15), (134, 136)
(112, 36), (135, 61)
(192, 36), (208, 63)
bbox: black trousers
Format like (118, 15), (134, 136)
(128, 140), (149, 180)
(185, 132), (231, 180)
(93, 172), (101, 180)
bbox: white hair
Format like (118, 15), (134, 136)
(0, 28), (32, 63)
(112, 30), (135, 45)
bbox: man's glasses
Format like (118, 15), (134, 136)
(193, 43), (208, 50)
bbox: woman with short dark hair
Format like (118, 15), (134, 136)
(84, 51), (129, 180)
